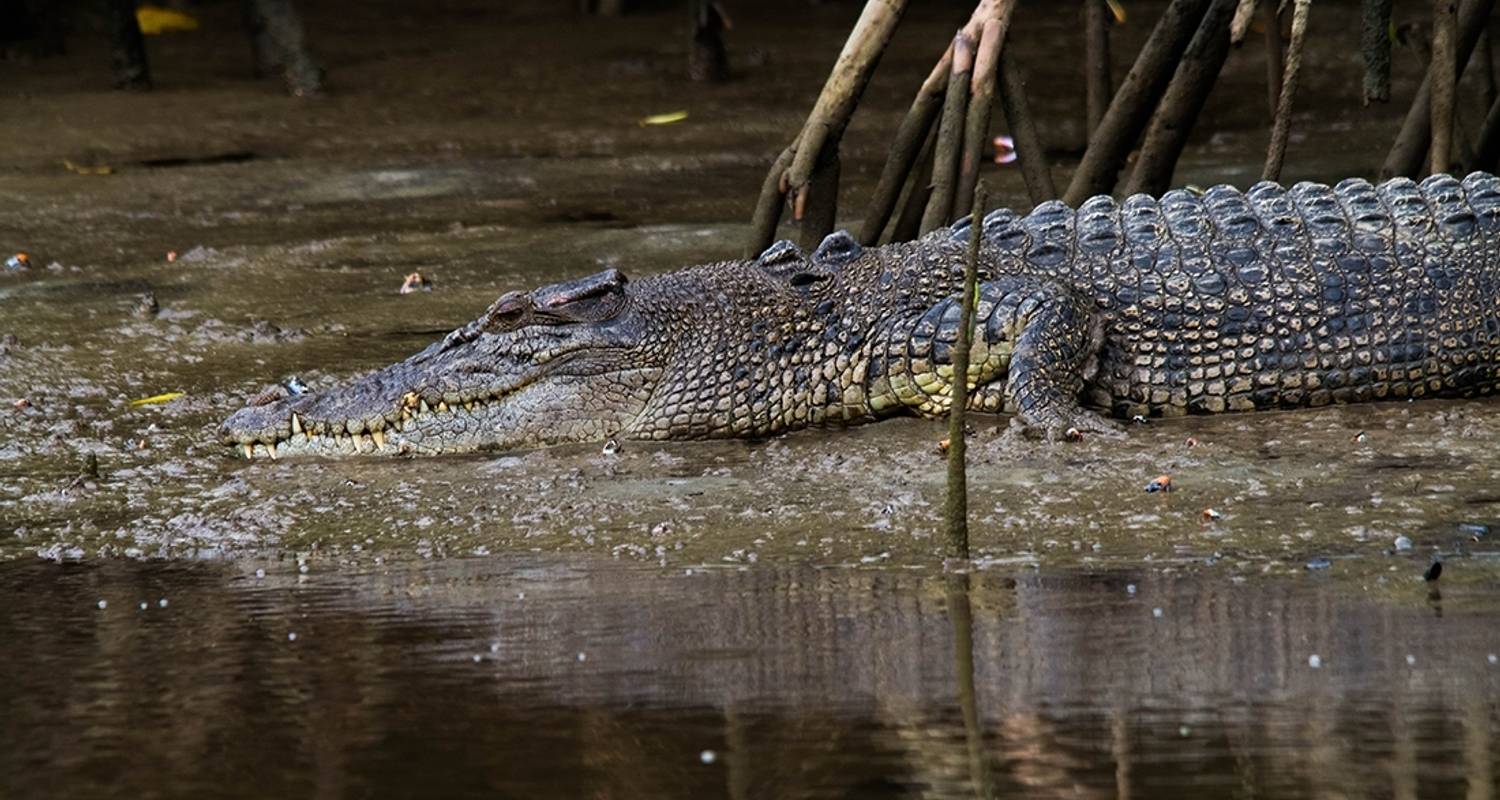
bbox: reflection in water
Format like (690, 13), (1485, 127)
(1, 556), (1497, 799)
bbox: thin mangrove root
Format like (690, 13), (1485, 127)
(1262, 0), (1310, 182)
(998, 47), (1058, 204)
(1431, 0), (1458, 175)
(1124, 0), (1236, 198)
(1263, 0), (1284, 121)
(922, 31), (976, 235)
(1379, 0), (1496, 179)
(956, 18), (1005, 219)
(1362, 0), (1394, 104)
(796, 153), (841, 250)
(1478, 28), (1497, 109)
(1230, 0), (1257, 44)
(945, 181), (988, 559)
(1065, 0), (1211, 205)
(1085, 0), (1113, 136)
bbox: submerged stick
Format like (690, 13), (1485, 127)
(1379, 0), (1495, 179)
(1124, 0), (1236, 197)
(1065, 0), (1212, 205)
(1431, 0), (1458, 175)
(1362, 0), (1394, 104)
(1085, 0), (1113, 136)
(945, 182), (988, 558)
(998, 46), (1058, 204)
(922, 31), (976, 235)
(1262, 0), (1310, 181)
(956, 19), (1005, 219)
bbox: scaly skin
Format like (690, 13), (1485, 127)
(221, 172), (1500, 458)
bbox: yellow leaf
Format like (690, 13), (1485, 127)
(639, 110), (689, 126)
(62, 159), (114, 176)
(136, 6), (199, 35)
(129, 392), (185, 407)
(1105, 0), (1126, 24)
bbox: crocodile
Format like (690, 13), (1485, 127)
(221, 172), (1500, 459)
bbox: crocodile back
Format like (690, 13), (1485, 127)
(976, 172), (1500, 417)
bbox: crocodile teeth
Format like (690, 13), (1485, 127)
(438, 401), (450, 413)
(290, 413), (304, 435)
(403, 391), (419, 409)
(371, 429), (386, 449)
(243, 443), (254, 460)
(464, 401), (474, 412)
(266, 443), (279, 460)
(420, 399), (431, 414)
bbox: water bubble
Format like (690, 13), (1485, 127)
(517, 592), (525, 600)
(96, 599), (107, 610)
(1405, 654), (1416, 665)
(472, 654), (482, 663)
(1305, 557), (1332, 571)
(139, 602), (148, 611)
(1308, 654), (1322, 668)
(1178, 726), (1191, 738)
(489, 642), (500, 653)
(255, 569), (266, 579)
(700, 750), (717, 765)
(158, 598), (168, 608)
(1489, 654), (1497, 665)
(1394, 535), (1413, 552)
(1126, 584), (1137, 595)
(1152, 607), (1164, 618)
(577, 652), (587, 662)
(298, 564), (309, 575)
(288, 632), (298, 642)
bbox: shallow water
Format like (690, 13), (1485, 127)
(2, 556), (1498, 799)
(3, 0), (1500, 795)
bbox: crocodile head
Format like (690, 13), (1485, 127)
(220, 268), (667, 458)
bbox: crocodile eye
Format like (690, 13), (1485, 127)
(483, 291), (531, 331)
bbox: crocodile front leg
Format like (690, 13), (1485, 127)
(870, 276), (1113, 437)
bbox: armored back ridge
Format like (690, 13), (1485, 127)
(221, 173), (1500, 458)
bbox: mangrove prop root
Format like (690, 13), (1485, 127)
(1473, 92), (1500, 171)
(797, 153), (842, 250)
(890, 127), (938, 244)
(745, 0), (906, 256)
(1431, 0), (1459, 175)
(945, 182), (988, 559)
(1124, 0), (1237, 197)
(1085, 0), (1113, 136)
(956, 18), (1005, 219)
(1362, 0), (1394, 104)
(1263, 0), (1284, 121)
(1064, 0), (1212, 205)
(861, 0), (1013, 245)
(1262, 0), (1310, 182)
(1379, 0), (1496, 180)
(998, 46), (1058, 205)
(1230, 0), (1257, 44)
(922, 31), (977, 235)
